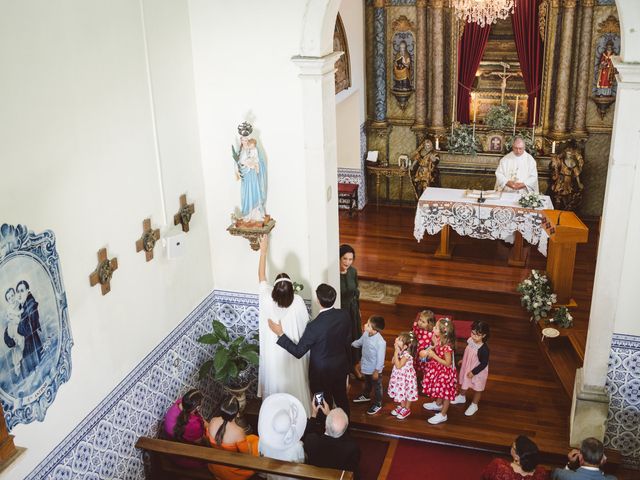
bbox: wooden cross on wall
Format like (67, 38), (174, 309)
(135, 218), (160, 262)
(174, 194), (195, 232)
(89, 248), (118, 295)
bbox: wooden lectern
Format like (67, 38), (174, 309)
(543, 210), (589, 306)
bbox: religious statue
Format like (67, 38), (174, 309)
(489, 62), (522, 106)
(231, 122), (268, 227)
(392, 40), (412, 92)
(549, 145), (584, 211)
(596, 41), (616, 96)
(410, 139), (440, 198)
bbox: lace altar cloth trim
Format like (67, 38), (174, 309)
(413, 200), (550, 256)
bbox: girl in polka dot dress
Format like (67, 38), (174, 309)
(387, 332), (418, 420)
(422, 318), (457, 424)
(412, 310), (436, 383)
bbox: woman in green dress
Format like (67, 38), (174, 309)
(340, 244), (363, 380)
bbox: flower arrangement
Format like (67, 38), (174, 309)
(506, 130), (538, 156)
(516, 270), (557, 321)
(448, 123), (481, 155)
(292, 281), (304, 293)
(518, 192), (544, 209)
(548, 306), (574, 329)
(485, 105), (514, 130)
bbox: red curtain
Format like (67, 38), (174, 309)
(456, 22), (492, 124)
(512, 0), (544, 126)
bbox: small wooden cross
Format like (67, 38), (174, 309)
(89, 248), (118, 295)
(174, 194), (195, 232)
(135, 218), (160, 262)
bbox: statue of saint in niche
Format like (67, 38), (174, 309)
(596, 41), (616, 96)
(393, 40), (412, 91)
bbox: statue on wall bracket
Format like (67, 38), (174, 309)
(0, 224), (73, 430)
(227, 121), (275, 250)
(591, 16), (620, 119)
(391, 16), (415, 110)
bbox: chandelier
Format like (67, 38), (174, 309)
(451, 0), (515, 28)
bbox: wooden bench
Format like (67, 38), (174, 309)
(135, 437), (354, 480)
(337, 183), (359, 217)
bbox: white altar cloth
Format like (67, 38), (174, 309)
(413, 187), (554, 256)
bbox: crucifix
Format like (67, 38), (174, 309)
(174, 194), (195, 233)
(89, 248), (118, 295)
(135, 218), (160, 262)
(490, 62), (522, 105)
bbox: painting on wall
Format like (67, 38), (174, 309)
(0, 224), (73, 429)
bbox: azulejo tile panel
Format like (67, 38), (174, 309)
(605, 333), (640, 470)
(338, 168), (367, 211)
(26, 289), (262, 480)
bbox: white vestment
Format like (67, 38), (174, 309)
(495, 151), (539, 193)
(258, 281), (311, 416)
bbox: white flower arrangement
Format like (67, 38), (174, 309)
(548, 305), (573, 329)
(518, 192), (544, 209)
(516, 269), (557, 321)
(292, 282), (304, 293)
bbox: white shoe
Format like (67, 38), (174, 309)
(451, 394), (466, 405)
(428, 413), (448, 424)
(422, 401), (442, 411)
(465, 403), (479, 416)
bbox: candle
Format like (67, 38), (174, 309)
(513, 95), (519, 135)
(552, 141), (556, 154)
(435, 137), (440, 150)
(473, 94), (477, 124)
(532, 96), (537, 143)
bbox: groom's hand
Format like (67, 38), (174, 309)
(268, 318), (283, 337)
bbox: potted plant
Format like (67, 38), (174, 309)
(198, 319), (259, 426)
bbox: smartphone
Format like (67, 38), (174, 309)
(314, 392), (324, 407)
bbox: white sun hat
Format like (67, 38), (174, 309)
(258, 393), (307, 452)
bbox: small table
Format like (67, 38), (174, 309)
(366, 164), (411, 209)
(337, 183), (359, 216)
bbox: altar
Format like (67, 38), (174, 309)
(414, 187), (554, 266)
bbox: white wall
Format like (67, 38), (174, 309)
(0, 1), (212, 477)
(188, 0), (315, 295)
(336, 0), (366, 170)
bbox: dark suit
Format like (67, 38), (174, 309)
(303, 417), (360, 479)
(276, 307), (352, 415)
(551, 467), (617, 480)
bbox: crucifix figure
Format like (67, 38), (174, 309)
(89, 248), (118, 295)
(174, 194), (195, 232)
(490, 62), (522, 105)
(135, 218), (160, 262)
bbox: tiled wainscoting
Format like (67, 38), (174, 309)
(606, 333), (640, 469)
(26, 290), (260, 480)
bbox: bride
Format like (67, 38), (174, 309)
(257, 235), (311, 415)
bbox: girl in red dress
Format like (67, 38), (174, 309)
(421, 318), (457, 424)
(412, 310), (436, 384)
(387, 332), (418, 420)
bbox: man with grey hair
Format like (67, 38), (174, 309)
(495, 136), (539, 193)
(303, 399), (360, 478)
(551, 437), (617, 479)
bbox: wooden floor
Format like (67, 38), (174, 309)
(339, 205), (601, 464)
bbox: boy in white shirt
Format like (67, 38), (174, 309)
(351, 316), (386, 415)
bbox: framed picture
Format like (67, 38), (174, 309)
(0, 224), (72, 429)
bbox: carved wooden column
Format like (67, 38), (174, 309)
(413, 0), (428, 144)
(430, 0), (445, 134)
(552, 0), (578, 138)
(573, 0), (595, 137)
(372, 0), (387, 129)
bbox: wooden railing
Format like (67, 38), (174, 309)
(135, 436), (354, 480)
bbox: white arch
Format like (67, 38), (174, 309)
(299, 0), (342, 57)
(616, 0), (640, 63)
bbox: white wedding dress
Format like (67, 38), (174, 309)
(258, 281), (311, 416)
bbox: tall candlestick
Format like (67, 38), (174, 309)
(435, 137), (439, 150)
(513, 95), (519, 135)
(531, 96), (537, 143)
(552, 141), (556, 154)
(473, 94), (477, 124)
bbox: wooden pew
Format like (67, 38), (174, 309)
(135, 437), (354, 480)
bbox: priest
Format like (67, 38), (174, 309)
(495, 137), (539, 193)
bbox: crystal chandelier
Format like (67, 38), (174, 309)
(451, 0), (515, 28)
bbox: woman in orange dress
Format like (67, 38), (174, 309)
(206, 397), (260, 480)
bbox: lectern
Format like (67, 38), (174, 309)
(542, 210), (589, 306)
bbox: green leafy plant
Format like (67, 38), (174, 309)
(547, 306), (574, 329)
(198, 319), (259, 388)
(516, 269), (557, 321)
(485, 105), (514, 130)
(506, 130), (538, 156)
(448, 124), (481, 155)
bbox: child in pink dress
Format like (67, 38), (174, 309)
(452, 320), (490, 417)
(388, 332), (418, 420)
(422, 318), (457, 424)
(412, 310), (436, 383)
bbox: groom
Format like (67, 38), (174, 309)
(269, 283), (352, 416)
